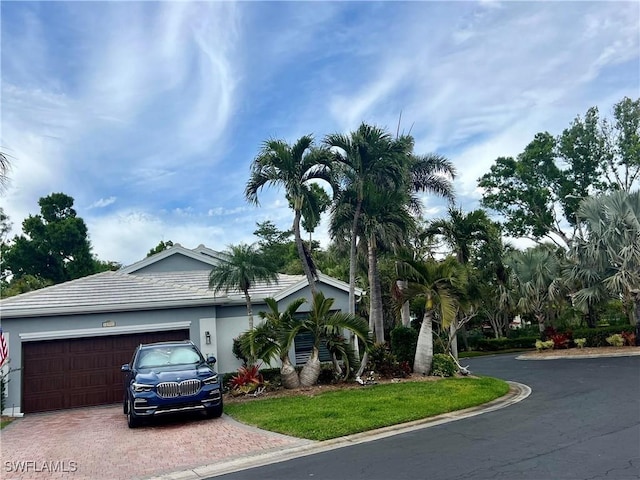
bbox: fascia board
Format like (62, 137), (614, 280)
(0, 297), (229, 319)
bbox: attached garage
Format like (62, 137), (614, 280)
(22, 330), (189, 413)
(1, 244), (357, 416)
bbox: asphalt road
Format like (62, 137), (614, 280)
(215, 354), (640, 480)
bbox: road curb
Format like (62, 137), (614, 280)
(145, 381), (531, 480)
(516, 350), (640, 360)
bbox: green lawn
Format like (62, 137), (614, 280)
(224, 376), (509, 441)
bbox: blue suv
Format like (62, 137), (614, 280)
(121, 340), (223, 428)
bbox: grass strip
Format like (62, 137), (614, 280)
(224, 376), (509, 441)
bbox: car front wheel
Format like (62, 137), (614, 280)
(205, 401), (223, 419)
(127, 397), (141, 428)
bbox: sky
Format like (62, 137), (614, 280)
(1, 1), (639, 267)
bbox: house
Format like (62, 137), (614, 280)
(0, 244), (360, 415)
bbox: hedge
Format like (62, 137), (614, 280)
(571, 325), (636, 347)
(475, 336), (538, 351)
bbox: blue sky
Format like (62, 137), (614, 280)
(1, 1), (639, 266)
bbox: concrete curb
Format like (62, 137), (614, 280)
(145, 381), (531, 480)
(516, 350), (640, 360)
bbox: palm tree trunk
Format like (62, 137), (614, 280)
(293, 208), (317, 295)
(349, 201), (363, 359)
(244, 291), (254, 330)
(280, 355), (300, 389)
(414, 309), (434, 375)
(368, 239), (385, 343)
(397, 279), (411, 327)
(449, 322), (458, 359)
(299, 347), (321, 387)
(348, 200), (363, 316)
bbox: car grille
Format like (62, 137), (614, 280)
(156, 379), (202, 398)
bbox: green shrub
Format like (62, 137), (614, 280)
(606, 334), (624, 347)
(390, 326), (418, 365)
(574, 338), (587, 349)
(572, 325), (635, 347)
(367, 343), (410, 378)
(431, 354), (457, 377)
(535, 339), (554, 351)
(476, 336), (538, 351)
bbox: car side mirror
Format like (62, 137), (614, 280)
(121, 364), (131, 372)
(207, 356), (216, 365)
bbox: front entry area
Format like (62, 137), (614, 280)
(21, 329), (189, 413)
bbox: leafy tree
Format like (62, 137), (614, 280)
(2, 193), (106, 286)
(208, 243), (279, 333)
(479, 97), (639, 247)
(602, 97), (640, 192)
(147, 240), (174, 257)
(246, 136), (333, 293)
(253, 221), (297, 273)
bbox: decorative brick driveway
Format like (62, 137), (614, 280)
(1, 405), (310, 480)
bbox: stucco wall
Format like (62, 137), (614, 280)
(0, 305), (221, 413)
(132, 254), (213, 273)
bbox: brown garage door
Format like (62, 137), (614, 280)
(22, 329), (190, 413)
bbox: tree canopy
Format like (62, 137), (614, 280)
(1, 193), (118, 296)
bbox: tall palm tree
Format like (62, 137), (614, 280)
(208, 243), (279, 331)
(246, 135), (333, 293)
(425, 207), (493, 354)
(398, 257), (461, 374)
(571, 190), (640, 324)
(325, 124), (407, 316)
(426, 207), (493, 264)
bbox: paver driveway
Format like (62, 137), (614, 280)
(1, 405), (310, 480)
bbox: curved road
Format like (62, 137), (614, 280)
(215, 354), (640, 480)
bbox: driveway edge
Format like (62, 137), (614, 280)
(145, 381), (531, 480)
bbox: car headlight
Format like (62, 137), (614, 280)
(203, 374), (219, 385)
(132, 383), (154, 393)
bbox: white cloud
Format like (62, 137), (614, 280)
(1, 1), (638, 265)
(89, 197), (116, 209)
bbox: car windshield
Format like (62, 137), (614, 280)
(136, 345), (202, 368)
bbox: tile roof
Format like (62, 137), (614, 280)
(0, 270), (307, 318)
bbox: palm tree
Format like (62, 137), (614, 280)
(398, 257), (461, 374)
(246, 136), (333, 293)
(425, 207), (493, 354)
(571, 190), (640, 325)
(426, 207), (493, 264)
(504, 245), (565, 333)
(240, 297), (306, 389)
(243, 293), (372, 388)
(208, 243), (279, 331)
(325, 124), (407, 317)
(0, 151), (10, 194)
(297, 291), (372, 386)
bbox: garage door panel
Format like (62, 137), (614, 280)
(22, 329), (190, 413)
